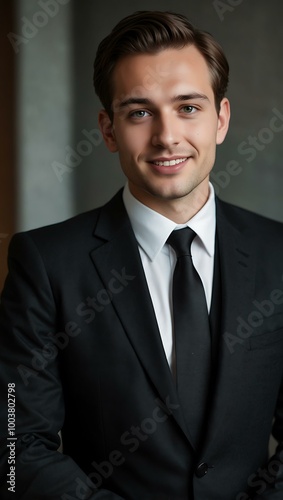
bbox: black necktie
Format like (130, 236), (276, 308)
(167, 227), (211, 445)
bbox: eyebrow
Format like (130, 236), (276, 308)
(118, 93), (210, 109)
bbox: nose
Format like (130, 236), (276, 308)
(151, 112), (181, 149)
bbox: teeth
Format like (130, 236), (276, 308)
(153, 158), (188, 166)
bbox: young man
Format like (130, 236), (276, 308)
(1, 10), (283, 500)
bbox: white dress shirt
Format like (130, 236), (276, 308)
(122, 183), (216, 371)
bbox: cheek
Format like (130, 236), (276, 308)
(118, 127), (148, 155)
(189, 125), (218, 151)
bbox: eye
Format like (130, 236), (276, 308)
(130, 110), (151, 119)
(181, 105), (197, 114)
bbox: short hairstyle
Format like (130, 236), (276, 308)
(93, 11), (229, 119)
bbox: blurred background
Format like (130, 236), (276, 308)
(1, 0), (283, 291)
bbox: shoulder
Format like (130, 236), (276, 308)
(9, 189), (125, 260)
(11, 207), (100, 253)
(216, 197), (283, 241)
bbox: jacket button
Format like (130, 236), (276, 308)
(195, 462), (209, 478)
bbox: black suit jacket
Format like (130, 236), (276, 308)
(1, 190), (283, 500)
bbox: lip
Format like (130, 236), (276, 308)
(149, 156), (189, 163)
(148, 156), (190, 174)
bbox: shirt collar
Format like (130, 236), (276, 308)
(123, 182), (216, 261)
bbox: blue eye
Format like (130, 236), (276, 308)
(130, 110), (150, 118)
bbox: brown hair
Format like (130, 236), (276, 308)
(93, 11), (229, 119)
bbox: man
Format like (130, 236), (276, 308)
(0, 10), (283, 500)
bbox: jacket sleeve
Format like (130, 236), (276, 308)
(0, 233), (124, 500)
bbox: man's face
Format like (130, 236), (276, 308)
(99, 45), (230, 216)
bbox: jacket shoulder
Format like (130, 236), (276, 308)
(13, 207), (101, 250)
(216, 197), (283, 238)
(11, 189), (125, 251)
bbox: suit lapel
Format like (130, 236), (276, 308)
(201, 197), (256, 451)
(89, 192), (256, 451)
(216, 198), (255, 343)
(89, 191), (192, 444)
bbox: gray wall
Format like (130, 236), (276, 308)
(16, 0), (283, 230)
(15, 0), (73, 230)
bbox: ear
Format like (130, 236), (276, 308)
(98, 110), (118, 152)
(216, 98), (230, 145)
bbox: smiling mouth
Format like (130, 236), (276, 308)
(151, 157), (189, 167)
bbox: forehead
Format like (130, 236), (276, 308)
(112, 45), (214, 102)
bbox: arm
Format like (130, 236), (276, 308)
(0, 233), (124, 500)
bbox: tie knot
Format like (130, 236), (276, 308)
(167, 227), (196, 257)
